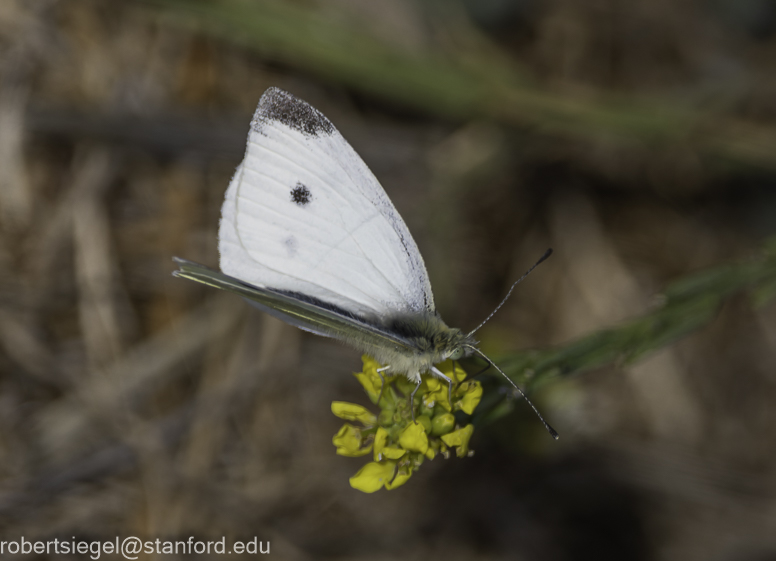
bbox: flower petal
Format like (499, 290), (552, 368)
(437, 359), (467, 383)
(382, 445), (407, 459)
(423, 377), (451, 411)
(349, 461), (396, 493)
(373, 427), (388, 460)
(331, 401), (377, 425)
(440, 424), (474, 458)
(398, 421), (429, 454)
(457, 381), (483, 415)
(385, 466), (413, 490)
(354, 356), (383, 401)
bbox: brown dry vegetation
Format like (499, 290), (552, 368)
(1, 0), (776, 560)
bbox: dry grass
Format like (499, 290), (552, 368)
(1, 1), (776, 559)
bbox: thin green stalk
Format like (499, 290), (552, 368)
(139, 0), (776, 169)
(475, 238), (776, 424)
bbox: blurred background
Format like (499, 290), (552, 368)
(2, 0), (776, 559)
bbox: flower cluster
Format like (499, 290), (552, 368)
(332, 355), (482, 493)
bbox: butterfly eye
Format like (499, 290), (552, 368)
(448, 348), (464, 361)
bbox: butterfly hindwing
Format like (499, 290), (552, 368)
(218, 88), (435, 318)
(172, 258), (420, 353)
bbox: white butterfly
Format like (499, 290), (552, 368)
(174, 87), (556, 438)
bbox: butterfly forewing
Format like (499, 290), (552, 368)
(219, 88), (435, 318)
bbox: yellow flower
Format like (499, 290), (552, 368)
(423, 377), (452, 411)
(385, 465), (413, 490)
(373, 427), (407, 460)
(456, 381), (483, 415)
(353, 356), (384, 404)
(334, 356), (483, 493)
(332, 424), (372, 457)
(441, 425), (474, 458)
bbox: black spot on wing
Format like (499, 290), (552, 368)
(251, 87), (335, 137)
(290, 182), (311, 206)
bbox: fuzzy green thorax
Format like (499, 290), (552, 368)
(350, 313), (477, 383)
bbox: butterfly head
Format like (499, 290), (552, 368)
(434, 327), (477, 363)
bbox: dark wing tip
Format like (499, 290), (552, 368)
(251, 87), (336, 137)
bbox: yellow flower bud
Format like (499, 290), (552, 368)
(377, 408), (394, 426)
(431, 413), (456, 436)
(416, 414), (432, 434)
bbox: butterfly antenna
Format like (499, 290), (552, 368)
(467, 248), (553, 337)
(466, 345), (559, 440)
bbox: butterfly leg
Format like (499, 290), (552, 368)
(409, 378), (422, 422)
(430, 365), (454, 406)
(375, 365), (391, 405)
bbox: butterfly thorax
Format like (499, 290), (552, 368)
(362, 312), (476, 381)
